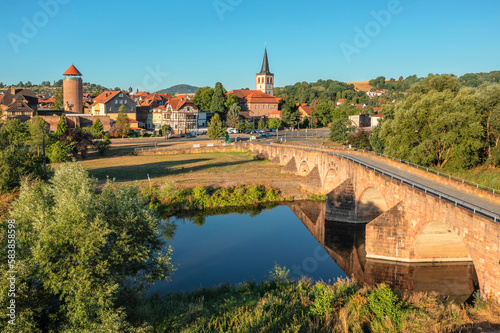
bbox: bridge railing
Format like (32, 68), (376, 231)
(257, 139), (499, 195)
(255, 142), (500, 222)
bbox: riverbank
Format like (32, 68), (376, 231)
(79, 151), (310, 200)
(126, 267), (500, 332)
(143, 182), (287, 216)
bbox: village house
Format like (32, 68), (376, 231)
(136, 93), (171, 129)
(297, 103), (312, 122)
(371, 113), (384, 127)
(91, 90), (137, 121)
(1, 88), (38, 121)
(157, 97), (199, 134)
(348, 114), (371, 128)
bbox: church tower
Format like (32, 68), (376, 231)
(255, 47), (274, 96)
(63, 64), (83, 113)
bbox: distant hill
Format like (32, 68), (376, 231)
(156, 84), (199, 95)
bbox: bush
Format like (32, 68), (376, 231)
(95, 138), (111, 156)
(3, 163), (174, 331)
(47, 141), (70, 163)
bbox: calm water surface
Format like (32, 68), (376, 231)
(150, 204), (346, 294)
(150, 202), (478, 302)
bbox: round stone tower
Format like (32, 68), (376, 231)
(63, 64), (83, 113)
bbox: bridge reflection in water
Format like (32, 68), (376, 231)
(288, 201), (479, 303)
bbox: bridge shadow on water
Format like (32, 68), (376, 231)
(287, 200), (479, 303)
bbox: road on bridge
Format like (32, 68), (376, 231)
(333, 151), (500, 221)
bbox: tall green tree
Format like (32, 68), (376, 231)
(257, 117), (266, 129)
(329, 117), (355, 144)
(226, 103), (241, 128)
(210, 82), (227, 114)
(0, 119), (44, 193)
(311, 102), (335, 126)
(224, 93), (238, 110)
(115, 105), (130, 138)
(193, 87), (214, 111)
(280, 99), (300, 128)
(268, 118), (281, 130)
(90, 117), (104, 139)
(380, 75), (484, 170)
(56, 113), (67, 135)
(4, 163), (173, 330)
(53, 86), (64, 110)
(28, 116), (49, 154)
(477, 83), (500, 164)
(207, 113), (226, 140)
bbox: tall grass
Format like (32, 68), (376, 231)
(125, 266), (500, 332)
(456, 166), (500, 190)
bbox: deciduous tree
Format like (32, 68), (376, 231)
(193, 86), (214, 111)
(5, 163), (173, 330)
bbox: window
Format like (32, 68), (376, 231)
(124, 100), (127, 104)
(115, 100), (118, 104)
(119, 93), (123, 97)
(120, 100), (123, 104)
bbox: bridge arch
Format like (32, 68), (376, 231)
(357, 186), (388, 220)
(298, 160), (310, 176)
(413, 220), (472, 262)
(323, 168), (341, 193)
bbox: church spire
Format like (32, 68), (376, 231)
(259, 47), (271, 75)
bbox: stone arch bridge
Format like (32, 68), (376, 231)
(249, 142), (500, 303)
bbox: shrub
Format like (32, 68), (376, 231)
(267, 262), (291, 284)
(47, 141), (70, 163)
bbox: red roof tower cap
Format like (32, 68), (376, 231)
(63, 64), (82, 76)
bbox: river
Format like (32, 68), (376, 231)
(149, 202), (478, 302)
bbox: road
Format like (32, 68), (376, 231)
(334, 151), (500, 220)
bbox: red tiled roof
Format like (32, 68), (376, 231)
(299, 105), (312, 115)
(372, 113), (384, 117)
(92, 91), (121, 104)
(227, 90), (281, 104)
(337, 98), (345, 103)
(227, 90), (254, 99)
(373, 107), (382, 112)
(271, 110), (281, 115)
(63, 64), (82, 76)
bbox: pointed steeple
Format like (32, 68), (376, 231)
(259, 47), (272, 75)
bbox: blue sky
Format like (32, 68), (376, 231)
(0, 0), (499, 91)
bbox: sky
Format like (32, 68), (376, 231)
(0, 0), (499, 92)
